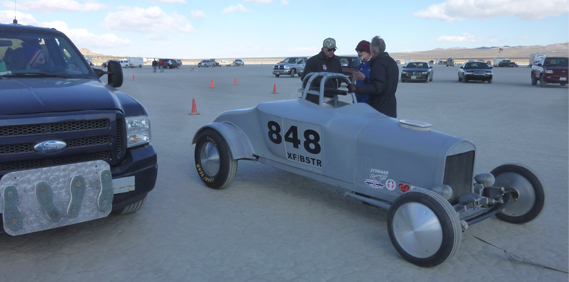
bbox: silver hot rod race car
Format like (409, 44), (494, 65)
(192, 72), (547, 267)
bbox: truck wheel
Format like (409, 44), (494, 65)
(275, 74), (280, 78)
(458, 76), (461, 82)
(531, 74), (537, 85)
(401, 78), (405, 82)
(487, 79), (492, 83)
(290, 69), (296, 77)
(112, 197), (146, 215)
(194, 129), (237, 189)
(540, 75), (547, 87)
(388, 189), (462, 267)
(491, 164), (547, 224)
(464, 78), (468, 83)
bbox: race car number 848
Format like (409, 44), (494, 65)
(268, 121), (321, 154)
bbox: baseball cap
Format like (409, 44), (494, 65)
(323, 38), (337, 49)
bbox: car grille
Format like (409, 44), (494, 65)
(443, 150), (475, 204)
(274, 66), (285, 70)
(0, 114), (125, 176)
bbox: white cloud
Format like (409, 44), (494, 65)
(104, 6), (194, 38)
(222, 4), (251, 14)
(436, 33), (485, 43)
(413, 0), (569, 22)
(149, 0), (187, 3)
(190, 10), (206, 19)
(245, 0), (272, 4)
(282, 0), (289, 4)
(1, 0), (107, 13)
(0, 11), (129, 50)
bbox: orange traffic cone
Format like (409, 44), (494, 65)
(234, 78), (237, 85)
(190, 99), (199, 115)
(210, 80), (214, 88)
(132, 75), (135, 81)
(272, 84), (277, 94)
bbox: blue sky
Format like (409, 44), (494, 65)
(0, 0), (567, 59)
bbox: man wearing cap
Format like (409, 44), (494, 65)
(348, 36), (398, 118)
(353, 40), (372, 103)
(301, 37), (342, 84)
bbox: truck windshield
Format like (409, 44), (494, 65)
(544, 58), (568, 66)
(0, 31), (91, 77)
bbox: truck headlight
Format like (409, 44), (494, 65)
(126, 116), (151, 148)
(545, 70), (553, 74)
(284, 66), (290, 69)
(421, 71), (428, 74)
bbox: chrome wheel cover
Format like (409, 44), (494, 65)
(497, 172), (536, 217)
(200, 142), (220, 176)
(392, 202), (443, 258)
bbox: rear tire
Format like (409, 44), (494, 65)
(194, 129), (238, 189)
(540, 75), (546, 87)
(388, 189), (462, 267)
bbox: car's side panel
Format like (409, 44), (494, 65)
(193, 115), (256, 160)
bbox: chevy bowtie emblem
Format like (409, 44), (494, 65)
(34, 140), (67, 153)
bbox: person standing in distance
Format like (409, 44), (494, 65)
(353, 40), (372, 103)
(301, 37), (342, 85)
(348, 36), (399, 118)
(152, 59), (158, 73)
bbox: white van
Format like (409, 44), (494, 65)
(117, 59), (129, 68)
(127, 57), (143, 68)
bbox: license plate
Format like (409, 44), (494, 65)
(411, 76), (416, 79)
(1, 160), (113, 236)
(561, 77), (567, 81)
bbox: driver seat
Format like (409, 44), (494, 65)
(6, 48), (28, 71)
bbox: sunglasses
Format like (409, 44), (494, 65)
(356, 49), (364, 53)
(327, 48), (336, 52)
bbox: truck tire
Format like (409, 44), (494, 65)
(290, 69), (296, 77)
(531, 74), (537, 85)
(540, 75), (547, 87)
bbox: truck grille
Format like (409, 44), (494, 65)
(443, 150), (475, 204)
(0, 114), (125, 176)
(274, 66), (284, 70)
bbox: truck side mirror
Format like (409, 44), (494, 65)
(107, 60), (123, 88)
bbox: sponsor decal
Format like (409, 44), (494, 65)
(322, 65), (327, 71)
(369, 169), (388, 181)
(385, 179), (396, 191)
(287, 152), (322, 167)
(365, 179), (384, 189)
(399, 183), (410, 193)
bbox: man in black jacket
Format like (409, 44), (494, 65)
(301, 37), (342, 86)
(348, 36), (399, 118)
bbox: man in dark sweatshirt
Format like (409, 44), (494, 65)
(348, 36), (399, 118)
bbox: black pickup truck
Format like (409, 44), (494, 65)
(0, 23), (157, 236)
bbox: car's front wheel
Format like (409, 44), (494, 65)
(194, 129), (238, 189)
(458, 76), (462, 82)
(540, 75), (547, 87)
(491, 164), (547, 224)
(531, 74), (538, 85)
(388, 189), (462, 267)
(275, 74), (280, 78)
(290, 69), (296, 77)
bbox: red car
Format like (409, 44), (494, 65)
(531, 56), (568, 87)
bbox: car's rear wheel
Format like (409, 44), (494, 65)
(458, 76), (461, 82)
(540, 75), (546, 87)
(491, 164), (547, 224)
(388, 189), (462, 267)
(290, 69), (296, 77)
(194, 129), (238, 189)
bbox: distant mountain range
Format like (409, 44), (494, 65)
(80, 42), (568, 65)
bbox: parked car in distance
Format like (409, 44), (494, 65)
(446, 58), (454, 67)
(198, 59), (216, 67)
(127, 57), (143, 68)
(497, 59), (517, 67)
(233, 59), (244, 66)
(160, 59), (179, 69)
(531, 56), (568, 87)
(176, 59), (182, 67)
(401, 61), (433, 82)
(0, 22), (158, 236)
(337, 56), (361, 82)
(458, 61), (493, 83)
(272, 57), (307, 77)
